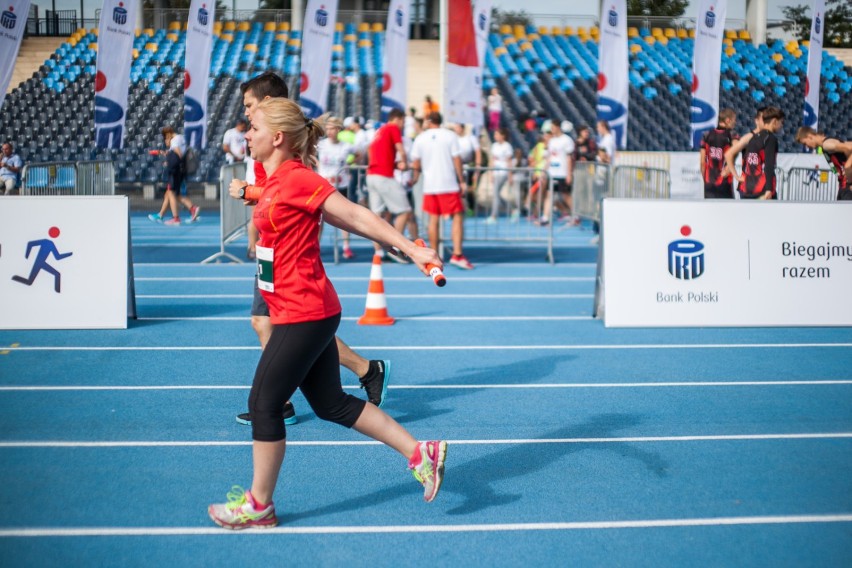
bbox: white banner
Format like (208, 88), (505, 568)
(0, 0), (30, 112)
(94, 0), (137, 149)
(597, 0), (629, 149)
(471, 0), (493, 129)
(185, 0), (215, 149)
(0, 197), (128, 329)
(690, 0), (727, 149)
(380, 1), (410, 120)
(299, 0), (338, 118)
(445, 0), (481, 125)
(803, 0), (824, 129)
(603, 199), (852, 327)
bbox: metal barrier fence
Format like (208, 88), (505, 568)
(21, 160), (116, 196)
(331, 165), (556, 264)
(75, 161), (116, 195)
(566, 162), (609, 223)
(779, 167), (839, 202)
(611, 165), (671, 199)
(202, 163), (250, 264)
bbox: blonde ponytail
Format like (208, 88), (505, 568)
(255, 99), (328, 168)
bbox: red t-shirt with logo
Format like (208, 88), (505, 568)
(254, 159), (267, 187)
(253, 159), (341, 324)
(367, 123), (402, 178)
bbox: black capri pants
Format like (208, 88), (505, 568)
(249, 313), (367, 442)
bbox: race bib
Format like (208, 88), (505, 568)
(256, 245), (274, 292)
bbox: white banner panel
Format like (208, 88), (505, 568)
(299, 0), (338, 118)
(444, 0), (481, 126)
(471, 0), (493, 129)
(95, 0), (137, 149)
(0, 197), (128, 329)
(185, 0), (215, 149)
(602, 199), (852, 327)
(597, 0), (628, 149)
(380, 1), (410, 120)
(0, 0), (30, 112)
(690, 0), (727, 149)
(803, 0), (824, 129)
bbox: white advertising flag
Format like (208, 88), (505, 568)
(803, 0), (824, 129)
(471, 0), (493, 129)
(445, 0), (480, 126)
(94, 0), (137, 149)
(596, 0), (629, 149)
(690, 0), (727, 149)
(184, 0), (215, 149)
(0, 0), (30, 112)
(299, 0), (338, 118)
(380, 1), (410, 120)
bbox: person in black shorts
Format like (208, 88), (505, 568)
(700, 108), (738, 199)
(738, 107), (784, 200)
(796, 126), (852, 200)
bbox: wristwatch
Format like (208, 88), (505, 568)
(237, 184), (247, 199)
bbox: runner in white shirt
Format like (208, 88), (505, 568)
(317, 117), (358, 258)
(487, 128), (513, 221)
(409, 112), (474, 269)
(222, 118), (248, 164)
(543, 120), (576, 224)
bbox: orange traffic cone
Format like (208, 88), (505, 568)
(358, 254), (395, 325)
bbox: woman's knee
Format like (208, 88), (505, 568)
(312, 394), (366, 428)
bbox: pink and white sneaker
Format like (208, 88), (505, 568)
(408, 440), (447, 502)
(208, 486), (278, 530)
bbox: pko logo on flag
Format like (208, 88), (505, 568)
(705, 8), (716, 29)
(815, 14), (821, 34)
(395, 6), (404, 27)
(667, 225), (705, 280)
(315, 6), (328, 27)
(198, 5), (208, 26)
(1, 6), (17, 29)
(112, 3), (127, 25)
(608, 6), (617, 27)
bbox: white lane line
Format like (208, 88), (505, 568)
(134, 276), (594, 282)
(135, 316), (592, 322)
(4, 343), (851, 352)
(2, 433), (851, 448)
(2, 514), (851, 537)
(2, 380), (850, 391)
(135, 294), (593, 299)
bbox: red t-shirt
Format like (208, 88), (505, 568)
(254, 159), (267, 187)
(253, 159), (341, 324)
(367, 123), (402, 178)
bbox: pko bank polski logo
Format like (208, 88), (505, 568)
(1, 6), (17, 29)
(315, 6), (328, 27)
(608, 6), (618, 27)
(198, 4), (209, 26)
(668, 225), (705, 280)
(705, 7), (716, 29)
(112, 2), (127, 25)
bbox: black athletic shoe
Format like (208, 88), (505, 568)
(359, 360), (390, 408)
(236, 402), (298, 426)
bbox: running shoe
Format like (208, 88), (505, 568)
(164, 217), (181, 226)
(359, 359), (391, 408)
(485, 216), (497, 225)
(343, 247), (355, 260)
(236, 402), (298, 426)
(449, 255), (474, 270)
(208, 486), (277, 530)
(408, 440), (447, 502)
(190, 206), (201, 222)
(147, 213), (162, 223)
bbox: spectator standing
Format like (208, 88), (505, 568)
(543, 120), (575, 225)
(422, 95), (440, 118)
(222, 118), (248, 164)
(796, 126), (852, 200)
(366, 108), (413, 259)
(700, 108), (738, 199)
(410, 112), (474, 269)
(573, 124), (598, 163)
(1, 142), (23, 195)
(487, 127), (513, 222)
(452, 123), (482, 211)
(318, 116), (358, 258)
(486, 88), (503, 133)
(597, 120), (616, 164)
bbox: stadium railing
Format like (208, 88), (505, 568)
(568, 162), (610, 223)
(201, 162), (250, 264)
(21, 161), (115, 196)
(611, 165), (671, 199)
(780, 167), (838, 202)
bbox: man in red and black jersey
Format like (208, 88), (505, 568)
(796, 126), (852, 200)
(739, 107), (784, 200)
(700, 108), (738, 198)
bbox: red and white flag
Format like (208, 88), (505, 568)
(94, 0), (137, 148)
(184, 0), (215, 149)
(380, 1), (409, 119)
(471, 0), (493, 129)
(299, 0), (338, 118)
(596, 0), (629, 149)
(690, 0), (727, 148)
(0, 0), (30, 113)
(803, 0), (824, 129)
(444, 0), (480, 125)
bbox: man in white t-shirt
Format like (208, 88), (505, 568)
(451, 123), (482, 211)
(410, 112), (474, 269)
(222, 118), (248, 164)
(596, 120), (616, 164)
(542, 120), (575, 225)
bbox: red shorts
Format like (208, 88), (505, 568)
(423, 192), (464, 216)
